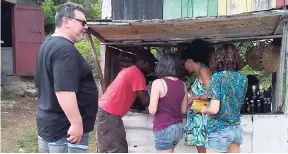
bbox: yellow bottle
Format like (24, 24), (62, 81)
(191, 100), (209, 113)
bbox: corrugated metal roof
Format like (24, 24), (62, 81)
(87, 8), (288, 45)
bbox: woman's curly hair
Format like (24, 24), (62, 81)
(209, 43), (242, 73)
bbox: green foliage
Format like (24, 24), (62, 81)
(185, 75), (197, 92)
(240, 65), (272, 90)
(74, 36), (100, 61)
(42, 0), (56, 35)
(237, 41), (272, 90)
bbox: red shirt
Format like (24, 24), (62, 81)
(99, 65), (146, 117)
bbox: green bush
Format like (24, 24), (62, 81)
(74, 36), (100, 61)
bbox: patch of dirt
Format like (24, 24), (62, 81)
(1, 97), (38, 153)
(1, 76), (38, 152)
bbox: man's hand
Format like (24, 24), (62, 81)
(67, 122), (83, 144)
(136, 90), (150, 107)
(55, 91), (83, 143)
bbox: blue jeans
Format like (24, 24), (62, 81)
(206, 125), (243, 152)
(154, 123), (184, 150)
(38, 133), (89, 153)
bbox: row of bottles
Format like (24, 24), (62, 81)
(241, 85), (272, 114)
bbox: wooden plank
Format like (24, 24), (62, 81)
(277, 0), (285, 7)
(87, 34), (106, 95)
(147, 0), (163, 19)
(218, 0), (227, 15)
(123, 0), (135, 20)
(274, 20), (287, 112)
(101, 35), (282, 46)
(253, 0), (268, 11)
(193, 0), (208, 17)
(271, 0), (277, 8)
(135, 0), (148, 19)
(102, 0), (112, 19)
(181, 0), (189, 18)
(181, 0), (194, 18)
(111, 0), (123, 20)
(208, 0), (218, 16)
(1, 47), (14, 75)
(100, 45), (112, 92)
(188, 0), (194, 17)
(252, 0), (276, 11)
(163, 0), (182, 19)
(284, 21), (288, 115)
(229, 0), (252, 15)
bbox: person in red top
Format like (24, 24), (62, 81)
(96, 50), (157, 153)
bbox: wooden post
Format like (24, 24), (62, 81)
(284, 21), (288, 115)
(86, 33), (106, 96)
(275, 20), (288, 113)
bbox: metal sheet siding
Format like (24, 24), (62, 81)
(111, 0), (163, 20)
(13, 6), (44, 76)
(1, 47), (14, 75)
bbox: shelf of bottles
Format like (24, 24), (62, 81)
(241, 85), (272, 115)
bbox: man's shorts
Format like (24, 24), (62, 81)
(96, 108), (128, 153)
(38, 133), (89, 153)
(206, 125), (243, 152)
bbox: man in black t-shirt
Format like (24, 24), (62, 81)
(35, 2), (98, 153)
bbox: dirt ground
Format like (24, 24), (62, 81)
(1, 77), (97, 153)
(1, 95), (38, 153)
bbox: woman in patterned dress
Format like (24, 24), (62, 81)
(181, 39), (213, 153)
(201, 44), (248, 153)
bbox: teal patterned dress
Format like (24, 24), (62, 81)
(185, 77), (207, 147)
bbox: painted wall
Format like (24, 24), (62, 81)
(103, 0), (282, 20)
(218, 0), (276, 15)
(123, 113), (288, 153)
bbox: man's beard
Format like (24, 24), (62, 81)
(74, 33), (86, 43)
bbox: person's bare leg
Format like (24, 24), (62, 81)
(206, 148), (220, 153)
(156, 147), (174, 153)
(171, 146), (176, 152)
(197, 146), (206, 153)
(227, 144), (240, 153)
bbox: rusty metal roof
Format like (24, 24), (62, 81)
(87, 8), (288, 45)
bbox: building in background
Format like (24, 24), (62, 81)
(1, 0), (45, 76)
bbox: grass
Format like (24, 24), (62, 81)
(15, 126), (98, 153)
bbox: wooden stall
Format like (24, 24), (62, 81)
(87, 7), (288, 153)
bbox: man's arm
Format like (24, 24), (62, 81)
(55, 91), (82, 125)
(52, 47), (83, 143)
(136, 90), (150, 107)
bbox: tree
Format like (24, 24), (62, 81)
(41, 0), (102, 35)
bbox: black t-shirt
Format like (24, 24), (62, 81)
(35, 36), (98, 142)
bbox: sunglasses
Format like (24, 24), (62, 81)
(70, 17), (87, 27)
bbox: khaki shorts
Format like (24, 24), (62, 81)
(96, 108), (128, 153)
